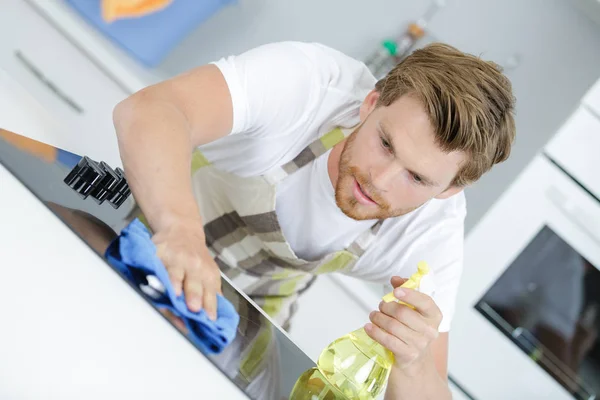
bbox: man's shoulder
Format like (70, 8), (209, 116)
(252, 41), (357, 60)
(239, 40), (375, 85)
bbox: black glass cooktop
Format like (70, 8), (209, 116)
(0, 128), (315, 400)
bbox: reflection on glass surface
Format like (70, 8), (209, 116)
(476, 226), (600, 400)
(0, 129), (316, 399)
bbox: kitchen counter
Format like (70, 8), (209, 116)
(0, 71), (315, 400)
(0, 162), (251, 400)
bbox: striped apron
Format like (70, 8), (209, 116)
(133, 126), (383, 394)
(191, 126), (382, 328)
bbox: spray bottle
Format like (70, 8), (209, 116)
(289, 261), (434, 399)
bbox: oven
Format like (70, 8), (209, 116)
(448, 101), (600, 399)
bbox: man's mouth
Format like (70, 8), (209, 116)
(352, 178), (377, 206)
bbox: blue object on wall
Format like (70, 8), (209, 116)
(65, 0), (235, 67)
(56, 149), (82, 168)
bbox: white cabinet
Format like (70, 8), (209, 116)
(545, 106), (600, 200)
(449, 155), (600, 399)
(0, 68), (65, 142)
(450, 77), (600, 399)
(583, 77), (600, 117)
(0, 0), (129, 167)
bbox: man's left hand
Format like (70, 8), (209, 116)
(365, 276), (443, 370)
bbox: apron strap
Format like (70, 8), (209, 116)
(263, 126), (354, 185)
(346, 220), (384, 257)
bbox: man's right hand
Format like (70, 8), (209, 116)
(112, 64), (233, 321)
(151, 217), (221, 320)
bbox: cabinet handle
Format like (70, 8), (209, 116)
(14, 50), (84, 114)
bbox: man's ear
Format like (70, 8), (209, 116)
(435, 185), (464, 200)
(359, 90), (380, 121)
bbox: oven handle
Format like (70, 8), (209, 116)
(546, 186), (600, 245)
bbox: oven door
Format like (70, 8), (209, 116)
(449, 155), (600, 400)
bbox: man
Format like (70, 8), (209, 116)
(113, 41), (516, 399)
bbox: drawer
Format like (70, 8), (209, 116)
(545, 106), (600, 200)
(584, 77), (600, 117)
(0, 68), (65, 143)
(0, 0), (128, 167)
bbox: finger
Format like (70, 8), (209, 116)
(380, 300), (440, 342)
(183, 272), (204, 312)
(369, 310), (415, 345)
(392, 287), (443, 323)
(379, 301), (428, 333)
(390, 276), (408, 288)
(364, 322), (411, 357)
(168, 267), (185, 297)
(371, 309), (434, 352)
(155, 245), (184, 296)
(203, 290), (218, 321)
(207, 259), (223, 296)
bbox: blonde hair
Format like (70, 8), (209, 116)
(375, 43), (516, 186)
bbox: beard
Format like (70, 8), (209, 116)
(334, 130), (419, 221)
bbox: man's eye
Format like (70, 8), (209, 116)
(381, 137), (391, 149)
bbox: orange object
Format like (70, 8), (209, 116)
(407, 23), (426, 40)
(0, 129), (56, 163)
(101, 0), (173, 23)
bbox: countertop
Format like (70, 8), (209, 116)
(0, 69), (315, 400)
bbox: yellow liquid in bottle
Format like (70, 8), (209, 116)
(315, 328), (394, 399)
(289, 367), (347, 400)
(290, 262), (431, 400)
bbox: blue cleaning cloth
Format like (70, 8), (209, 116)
(105, 218), (239, 354)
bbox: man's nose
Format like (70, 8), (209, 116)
(370, 163), (400, 191)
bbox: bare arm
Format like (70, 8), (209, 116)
(384, 333), (451, 400)
(112, 64), (233, 318)
(113, 64), (232, 232)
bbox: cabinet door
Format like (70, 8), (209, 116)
(545, 106), (600, 201)
(0, 0), (128, 167)
(584, 78), (600, 118)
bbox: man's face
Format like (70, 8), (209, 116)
(334, 92), (467, 221)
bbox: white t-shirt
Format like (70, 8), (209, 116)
(203, 41), (466, 332)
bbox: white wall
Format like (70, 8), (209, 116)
(149, 0), (600, 232)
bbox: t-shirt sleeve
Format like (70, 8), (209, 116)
(399, 202), (466, 333)
(211, 41), (375, 137)
(429, 229), (464, 333)
(396, 209), (465, 333)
